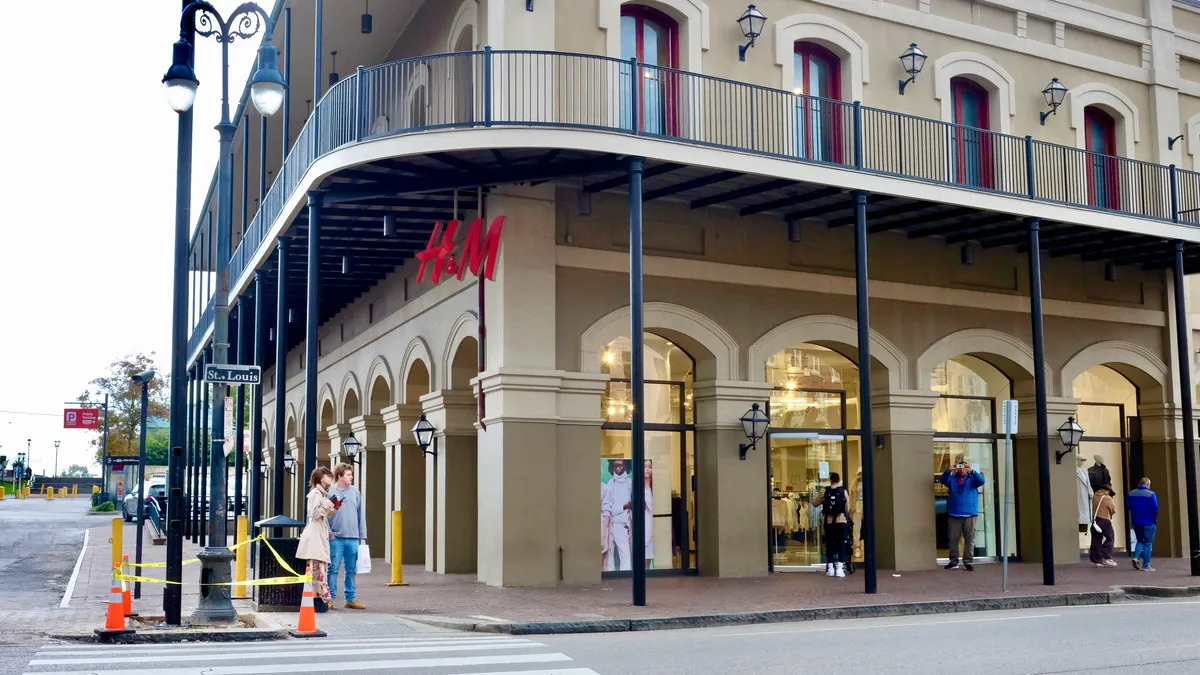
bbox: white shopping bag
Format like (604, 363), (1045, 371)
(357, 543), (372, 574)
(1129, 528), (1137, 548)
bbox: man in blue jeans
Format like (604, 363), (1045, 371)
(328, 463), (368, 608)
(1126, 477), (1159, 572)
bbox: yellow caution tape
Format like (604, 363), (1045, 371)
(113, 535), (310, 586)
(122, 535), (262, 569)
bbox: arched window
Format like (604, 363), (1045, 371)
(1085, 106), (1120, 210)
(950, 77), (993, 189)
(1072, 365), (1138, 553)
(793, 42), (843, 162)
(600, 332), (695, 574)
(620, 4), (680, 136)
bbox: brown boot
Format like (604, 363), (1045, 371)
(345, 600), (365, 609)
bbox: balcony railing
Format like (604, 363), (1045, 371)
(188, 296), (215, 362)
(216, 48), (1200, 340)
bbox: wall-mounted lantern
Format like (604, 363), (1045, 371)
(1040, 78), (1067, 125)
(412, 414), (438, 458)
(737, 5), (767, 62)
(1056, 416), (1084, 464)
(738, 403), (770, 460)
(898, 43), (927, 95)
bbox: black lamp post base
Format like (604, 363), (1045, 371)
(190, 547), (238, 624)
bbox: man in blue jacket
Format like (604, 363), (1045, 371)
(939, 459), (986, 571)
(1126, 477), (1159, 571)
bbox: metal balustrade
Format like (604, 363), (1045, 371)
(210, 48), (1200, 350)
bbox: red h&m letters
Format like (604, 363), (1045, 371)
(415, 216), (505, 284)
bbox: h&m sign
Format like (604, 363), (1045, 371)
(416, 216), (505, 284)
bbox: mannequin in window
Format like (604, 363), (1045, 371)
(1088, 455), (1111, 493)
(1076, 455), (1093, 534)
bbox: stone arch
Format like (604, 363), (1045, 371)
(1060, 341), (1167, 404)
(339, 372), (362, 421)
(449, 335), (480, 390)
(366, 356), (394, 414)
(1068, 83), (1140, 158)
(746, 314), (908, 390)
(318, 384), (337, 429)
(580, 302), (738, 380)
(285, 403), (298, 440)
(447, 0), (479, 52)
(441, 312), (479, 390)
(933, 52), (1016, 135)
(401, 336), (435, 403)
(773, 14), (869, 101)
(598, 0), (710, 73)
(915, 328), (1048, 391)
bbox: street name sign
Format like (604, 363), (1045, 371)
(205, 364), (262, 385)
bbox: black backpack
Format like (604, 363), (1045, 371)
(822, 485), (847, 519)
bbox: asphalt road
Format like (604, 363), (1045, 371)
(537, 601), (1200, 675)
(0, 497), (91, 675)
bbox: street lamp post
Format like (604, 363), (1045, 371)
(54, 441), (60, 478)
(131, 370), (155, 601)
(163, 0), (285, 624)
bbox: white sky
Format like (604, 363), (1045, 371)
(0, 2), (259, 476)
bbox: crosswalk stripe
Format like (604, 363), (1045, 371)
(37, 634), (519, 652)
(24, 651), (574, 675)
(35, 636), (529, 657)
(440, 670), (600, 675)
(31, 641), (542, 666)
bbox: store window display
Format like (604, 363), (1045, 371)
(1071, 366), (1137, 553)
(931, 356), (1013, 561)
(600, 333), (695, 572)
(765, 344), (863, 569)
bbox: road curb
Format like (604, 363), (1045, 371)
(50, 627), (289, 644)
(409, 590), (1143, 636)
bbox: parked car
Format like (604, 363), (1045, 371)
(122, 480), (166, 522)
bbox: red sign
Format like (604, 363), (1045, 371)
(64, 408), (100, 429)
(416, 216), (505, 284)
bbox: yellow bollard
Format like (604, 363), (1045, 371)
(60, 487), (66, 499)
(111, 517), (122, 574)
(47, 486), (53, 500)
(0, 485), (5, 500)
(72, 484), (78, 499)
(233, 516), (249, 599)
(93, 485), (100, 494)
(388, 511), (408, 587)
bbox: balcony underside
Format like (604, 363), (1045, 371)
(226, 145), (1199, 373)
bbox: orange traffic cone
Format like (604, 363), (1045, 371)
(121, 555), (137, 617)
(95, 576), (134, 638)
(288, 564), (327, 638)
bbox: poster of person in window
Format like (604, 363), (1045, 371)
(601, 459), (654, 571)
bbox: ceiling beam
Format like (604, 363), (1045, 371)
(689, 179), (793, 209)
(940, 215), (1020, 243)
(740, 187), (840, 217)
(643, 171), (741, 202)
(584, 162), (685, 193)
(828, 201), (929, 227)
(786, 194), (892, 222)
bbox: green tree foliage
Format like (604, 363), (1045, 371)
(60, 464), (91, 478)
(77, 353), (170, 464)
(0, 456), (7, 472)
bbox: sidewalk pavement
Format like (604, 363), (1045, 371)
(44, 521), (1200, 640)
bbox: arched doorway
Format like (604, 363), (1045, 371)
(600, 331), (696, 573)
(931, 356), (1014, 563)
(1072, 365), (1138, 553)
(765, 343), (862, 570)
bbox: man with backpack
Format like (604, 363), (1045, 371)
(812, 472), (850, 578)
(940, 459), (986, 571)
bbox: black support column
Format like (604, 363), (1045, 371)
(852, 189), (877, 594)
(234, 303), (246, 517)
(628, 156), (646, 607)
(1027, 217), (1055, 586)
(1172, 241), (1200, 574)
(190, 366), (201, 543)
(199, 347), (210, 548)
(185, 368), (194, 540)
(273, 241), (290, 528)
(251, 273), (266, 564)
(303, 193), (323, 507)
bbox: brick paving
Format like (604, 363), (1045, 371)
(340, 556), (1200, 624)
(30, 517), (1200, 638)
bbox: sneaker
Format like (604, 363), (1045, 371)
(345, 600), (366, 609)
(944, 561), (961, 570)
(1103, 560), (1119, 567)
(835, 563), (846, 578)
(1095, 563), (1107, 568)
(1132, 558), (1142, 570)
(1142, 566), (1155, 572)
(964, 563), (974, 571)
(826, 564), (836, 577)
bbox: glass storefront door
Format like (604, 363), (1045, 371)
(933, 440), (1004, 560)
(769, 432), (862, 568)
(1077, 403), (1129, 552)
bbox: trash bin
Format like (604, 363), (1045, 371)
(252, 515), (306, 612)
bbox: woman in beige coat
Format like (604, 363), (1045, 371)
(297, 467), (337, 612)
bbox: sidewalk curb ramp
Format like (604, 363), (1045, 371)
(404, 585), (1200, 636)
(52, 627), (289, 644)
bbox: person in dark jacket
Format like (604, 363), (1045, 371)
(939, 460), (985, 571)
(1088, 455), (1112, 493)
(1126, 477), (1159, 571)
